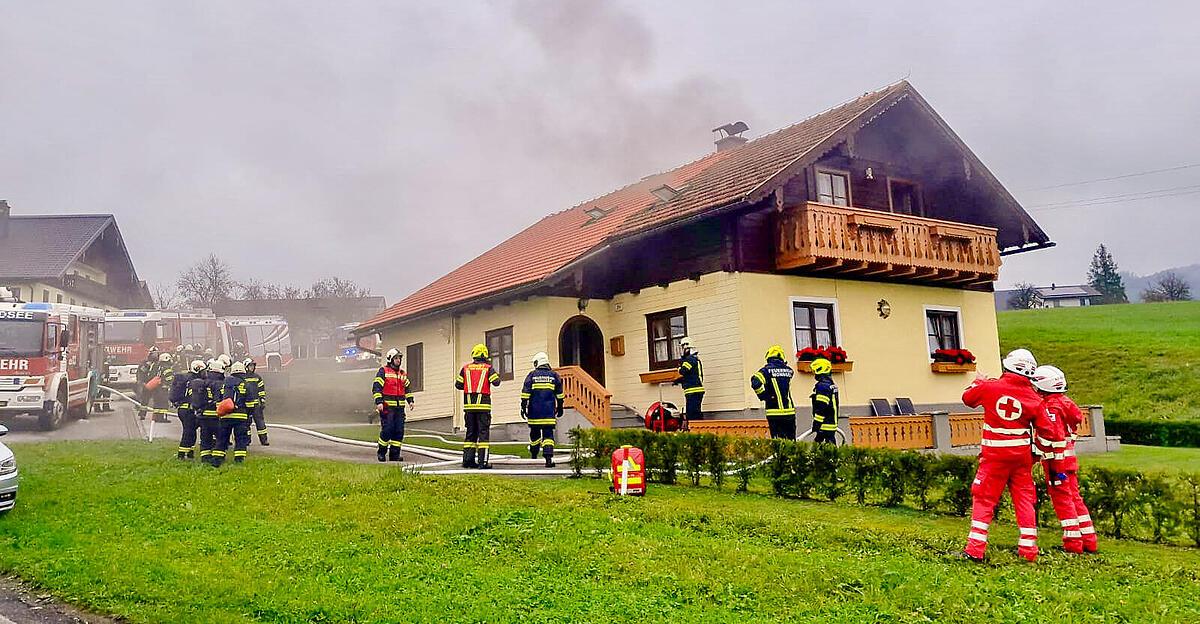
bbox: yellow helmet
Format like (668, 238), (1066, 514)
(809, 357), (833, 375)
(765, 345), (786, 360)
(471, 343), (490, 359)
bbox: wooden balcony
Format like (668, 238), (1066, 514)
(776, 202), (1001, 286)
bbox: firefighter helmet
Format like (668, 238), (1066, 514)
(680, 337), (693, 352)
(1002, 348), (1038, 378)
(230, 361), (247, 375)
(204, 347), (215, 357)
(532, 351), (550, 368)
(218, 353), (232, 368)
(159, 352), (173, 363)
(1032, 365), (1068, 393)
(175, 344), (185, 353)
(385, 348), (402, 363)
(765, 345), (786, 360)
(810, 358), (833, 375)
(208, 358), (226, 374)
(471, 343), (489, 359)
(243, 357), (256, 370)
(148, 345), (160, 354)
(190, 360), (206, 374)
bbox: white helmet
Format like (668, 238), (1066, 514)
(1032, 365), (1067, 393)
(243, 357), (256, 369)
(218, 353), (232, 368)
(159, 352), (173, 363)
(230, 361), (247, 375)
(532, 351), (550, 368)
(190, 359), (206, 374)
(175, 344), (185, 352)
(208, 358), (226, 374)
(1002, 348), (1038, 378)
(384, 348), (401, 362)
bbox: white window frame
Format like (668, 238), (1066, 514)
(922, 305), (965, 360)
(789, 296), (843, 357)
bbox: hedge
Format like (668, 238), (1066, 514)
(1106, 418), (1200, 448)
(570, 428), (1200, 548)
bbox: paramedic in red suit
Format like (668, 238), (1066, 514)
(960, 349), (1064, 562)
(1032, 365), (1098, 554)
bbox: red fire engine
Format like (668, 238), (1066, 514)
(103, 310), (220, 387)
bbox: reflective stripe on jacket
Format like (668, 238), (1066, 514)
(677, 353), (705, 395)
(456, 360), (500, 411)
(750, 357), (795, 417)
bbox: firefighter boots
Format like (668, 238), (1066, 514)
(462, 447), (477, 469)
(377, 447), (387, 463)
(545, 456), (555, 468)
(477, 448), (492, 470)
(258, 433), (270, 446)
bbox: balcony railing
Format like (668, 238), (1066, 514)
(62, 274), (137, 307)
(776, 202), (1001, 285)
(556, 366), (612, 429)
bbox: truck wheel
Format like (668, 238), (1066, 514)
(268, 356), (281, 372)
(39, 389), (67, 431)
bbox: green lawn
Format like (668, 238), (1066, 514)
(1, 442), (1197, 623)
(1082, 444), (1200, 474)
(999, 301), (1200, 421)
(319, 424), (534, 456)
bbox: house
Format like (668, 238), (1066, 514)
(212, 296), (387, 361)
(995, 284), (1103, 310)
(0, 200), (152, 310)
(354, 81), (1052, 437)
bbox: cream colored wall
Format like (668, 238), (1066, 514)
(8, 280), (117, 311)
(737, 273), (1000, 410)
(376, 314), (457, 424)
(69, 260), (107, 285)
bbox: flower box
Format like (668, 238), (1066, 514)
(931, 361), (977, 374)
(639, 369), (680, 384)
(798, 360), (854, 374)
(796, 346), (850, 364)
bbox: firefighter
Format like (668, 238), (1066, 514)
(146, 352), (175, 423)
(173, 344), (187, 369)
(809, 358), (840, 443)
(751, 345), (796, 439)
(136, 346), (160, 420)
(215, 360), (256, 466)
(960, 349), (1064, 563)
(192, 358), (224, 466)
(1032, 365), (1098, 554)
(172, 360), (205, 459)
(243, 358), (269, 446)
(521, 352), (564, 467)
(232, 341), (249, 361)
(94, 355), (115, 413)
(455, 343), (501, 469)
(675, 337), (704, 421)
(371, 348), (414, 462)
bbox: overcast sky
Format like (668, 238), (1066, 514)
(3, 1), (1199, 302)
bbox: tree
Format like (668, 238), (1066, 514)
(1006, 282), (1039, 310)
(176, 254), (234, 307)
(1087, 244), (1128, 304)
(306, 277), (371, 299)
(237, 279), (269, 300)
(151, 283), (181, 309)
(264, 283), (304, 300)
(1142, 272), (1192, 302)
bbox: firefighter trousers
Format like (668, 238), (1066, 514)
(177, 408), (197, 458)
(463, 411), (492, 467)
(251, 405), (269, 444)
(377, 406), (406, 461)
(1044, 466), (1097, 553)
(684, 392), (704, 420)
(214, 416), (251, 466)
(198, 416), (220, 463)
(965, 455), (1039, 561)
(527, 422), (556, 459)
(767, 415), (796, 440)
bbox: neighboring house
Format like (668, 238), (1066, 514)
(995, 284), (1103, 310)
(0, 200), (152, 310)
(213, 296), (386, 361)
(355, 81), (1052, 435)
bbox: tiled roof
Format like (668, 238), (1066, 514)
(0, 215), (115, 280)
(1036, 285), (1102, 298)
(359, 81), (975, 332)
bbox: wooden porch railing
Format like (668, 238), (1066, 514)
(776, 202), (1001, 285)
(687, 419), (771, 438)
(949, 413), (986, 446)
(848, 416), (935, 449)
(555, 366), (612, 429)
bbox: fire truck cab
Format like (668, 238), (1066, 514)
(103, 309), (219, 387)
(219, 316), (291, 372)
(0, 295), (106, 430)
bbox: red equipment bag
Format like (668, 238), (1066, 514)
(215, 398), (236, 417)
(644, 401), (685, 433)
(610, 445), (646, 496)
(144, 376), (162, 392)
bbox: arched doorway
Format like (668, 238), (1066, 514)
(559, 315), (605, 385)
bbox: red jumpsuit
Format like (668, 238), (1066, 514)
(961, 372), (1063, 561)
(1042, 394), (1097, 553)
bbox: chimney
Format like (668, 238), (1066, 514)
(712, 121), (749, 152)
(0, 200), (9, 240)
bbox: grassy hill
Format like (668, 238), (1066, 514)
(0, 441), (1197, 623)
(998, 301), (1200, 421)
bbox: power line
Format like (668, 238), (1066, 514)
(1026, 183), (1200, 209)
(1017, 162), (1200, 192)
(1028, 187), (1200, 213)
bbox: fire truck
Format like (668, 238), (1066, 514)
(219, 316), (292, 372)
(0, 294), (106, 430)
(103, 310), (221, 387)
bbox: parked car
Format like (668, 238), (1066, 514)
(0, 425), (18, 513)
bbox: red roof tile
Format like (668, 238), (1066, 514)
(360, 82), (908, 331)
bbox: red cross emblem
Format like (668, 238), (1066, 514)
(996, 396), (1023, 421)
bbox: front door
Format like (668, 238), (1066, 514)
(559, 315), (605, 385)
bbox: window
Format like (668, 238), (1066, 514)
(793, 302), (837, 350)
(646, 308), (688, 369)
(889, 179), (921, 215)
(41, 290), (49, 302)
(816, 170), (850, 206)
(926, 309), (962, 353)
(45, 324), (60, 352)
(56, 294), (63, 303)
(485, 327), (514, 381)
(406, 342), (424, 392)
